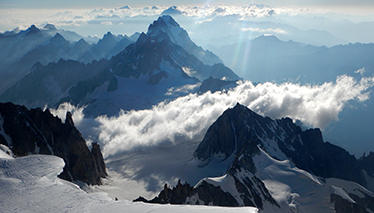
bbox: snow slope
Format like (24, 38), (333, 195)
(198, 146), (374, 212)
(0, 149), (257, 213)
(85, 140), (234, 201)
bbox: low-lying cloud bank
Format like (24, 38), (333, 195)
(52, 75), (374, 158)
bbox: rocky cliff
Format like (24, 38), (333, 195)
(0, 102), (107, 185)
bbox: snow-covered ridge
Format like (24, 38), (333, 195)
(0, 149), (257, 213)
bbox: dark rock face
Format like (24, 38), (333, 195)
(134, 180), (239, 207)
(193, 181), (239, 206)
(194, 103), (276, 161)
(147, 181), (195, 204)
(91, 142), (108, 178)
(198, 76), (237, 94)
(347, 189), (374, 212)
(330, 194), (368, 213)
(0, 102), (107, 185)
(195, 103), (368, 187)
(358, 152), (374, 178)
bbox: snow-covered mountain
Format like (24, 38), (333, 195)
(147, 15), (223, 66)
(137, 103), (374, 212)
(0, 16), (239, 116)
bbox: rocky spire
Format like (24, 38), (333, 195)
(0, 102), (107, 185)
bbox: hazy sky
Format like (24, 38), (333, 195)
(1, 0), (374, 43)
(2, 0), (374, 10)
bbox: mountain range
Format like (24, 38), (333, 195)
(0, 24), (138, 95)
(2, 101), (374, 212)
(0, 14), (374, 213)
(211, 35), (374, 84)
(0, 15), (239, 117)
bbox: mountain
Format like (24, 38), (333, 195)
(0, 102), (107, 185)
(213, 35), (374, 155)
(0, 25), (52, 94)
(213, 35), (374, 84)
(18, 33), (71, 66)
(198, 76), (238, 94)
(42, 23), (83, 42)
(147, 15), (223, 67)
(80, 32), (133, 63)
(192, 18), (347, 50)
(68, 38), (92, 59)
(0, 25), (136, 95)
(0, 17), (239, 116)
(137, 103), (374, 212)
(59, 29), (235, 116)
(0, 59), (109, 110)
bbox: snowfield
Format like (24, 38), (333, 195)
(0, 149), (258, 213)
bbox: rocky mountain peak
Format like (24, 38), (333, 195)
(25, 25), (41, 35)
(147, 15), (181, 36)
(74, 38), (90, 49)
(195, 103), (371, 187)
(0, 102), (107, 185)
(147, 15), (223, 66)
(96, 31), (117, 47)
(65, 111), (74, 127)
(43, 24), (57, 31)
(161, 6), (184, 16)
(194, 103), (279, 161)
(103, 31), (114, 38)
(50, 33), (68, 45)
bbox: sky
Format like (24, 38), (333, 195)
(1, 0), (374, 42)
(2, 0), (374, 9)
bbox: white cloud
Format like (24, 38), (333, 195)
(354, 67), (366, 75)
(0, 5), (311, 34)
(241, 27), (287, 34)
(100, 21), (113, 25)
(51, 75), (374, 158)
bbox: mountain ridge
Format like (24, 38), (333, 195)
(136, 103), (374, 212)
(0, 16), (239, 117)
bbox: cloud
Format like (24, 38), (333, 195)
(51, 75), (374, 158)
(100, 21), (113, 25)
(0, 5), (304, 32)
(354, 67), (366, 75)
(241, 27), (287, 34)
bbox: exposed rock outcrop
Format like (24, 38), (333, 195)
(198, 76), (238, 94)
(134, 179), (239, 207)
(0, 102), (107, 185)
